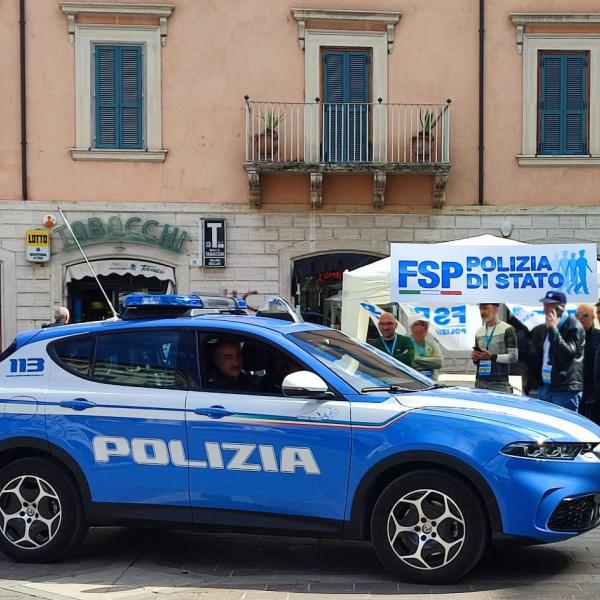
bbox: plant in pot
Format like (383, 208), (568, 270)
(255, 111), (283, 160)
(411, 109), (438, 162)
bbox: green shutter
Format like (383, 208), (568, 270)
(540, 52), (587, 155)
(95, 45), (143, 150)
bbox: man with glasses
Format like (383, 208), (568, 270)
(370, 312), (414, 366)
(576, 304), (600, 419)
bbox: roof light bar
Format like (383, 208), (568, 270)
(123, 294), (204, 308)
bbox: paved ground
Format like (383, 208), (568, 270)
(0, 526), (599, 600)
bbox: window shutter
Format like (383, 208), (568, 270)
(539, 53), (587, 155)
(323, 50), (370, 162)
(95, 47), (117, 148)
(95, 45), (143, 150)
(120, 46), (143, 149)
(564, 55), (587, 155)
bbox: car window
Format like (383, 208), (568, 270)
(201, 333), (304, 396)
(92, 330), (188, 389)
(291, 329), (428, 392)
(52, 335), (94, 377)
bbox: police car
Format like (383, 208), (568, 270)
(1, 294), (600, 584)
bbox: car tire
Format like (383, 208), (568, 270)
(371, 469), (489, 584)
(0, 457), (88, 562)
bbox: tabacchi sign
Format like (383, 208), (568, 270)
(391, 243), (598, 304)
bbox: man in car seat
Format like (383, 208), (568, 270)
(209, 340), (254, 391)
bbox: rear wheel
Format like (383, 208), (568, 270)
(371, 470), (488, 584)
(0, 458), (88, 562)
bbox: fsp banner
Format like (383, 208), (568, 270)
(391, 243), (598, 305)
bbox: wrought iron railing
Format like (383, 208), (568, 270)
(244, 99), (451, 165)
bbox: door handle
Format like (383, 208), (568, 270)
(59, 398), (96, 411)
(194, 405), (234, 419)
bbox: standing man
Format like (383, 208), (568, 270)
(471, 303), (518, 393)
(409, 317), (443, 380)
(530, 291), (584, 412)
(576, 304), (600, 417)
(370, 312), (414, 366)
(43, 306), (70, 328)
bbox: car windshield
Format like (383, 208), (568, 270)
(290, 330), (430, 392)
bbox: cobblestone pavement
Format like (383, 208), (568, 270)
(0, 526), (599, 600)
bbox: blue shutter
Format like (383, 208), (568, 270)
(95, 45), (143, 150)
(323, 50), (369, 162)
(540, 53), (587, 155)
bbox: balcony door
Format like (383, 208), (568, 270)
(322, 50), (370, 162)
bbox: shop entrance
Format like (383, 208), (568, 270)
(292, 253), (380, 328)
(65, 259), (175, 323)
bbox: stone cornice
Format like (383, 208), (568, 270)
(291, 8), (401, 53)
(510, 13), (600, 53)
(58, 2), (174, 45)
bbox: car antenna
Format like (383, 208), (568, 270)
(57, 207), (119, 320)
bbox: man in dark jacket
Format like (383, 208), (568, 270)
(576, 304), (600, 417)
(529, 291), (584, 412)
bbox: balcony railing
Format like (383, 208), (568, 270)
(244, 99), (451, 165)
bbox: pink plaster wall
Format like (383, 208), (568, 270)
(0, 1), (21, 200)
(1, 0), (599, 206)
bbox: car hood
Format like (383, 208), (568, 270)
(395, 386), (600, 443)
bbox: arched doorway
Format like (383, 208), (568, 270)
(292, 252), (380, 327)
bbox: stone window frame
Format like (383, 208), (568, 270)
(59, 3), (173, 162)
(511, 14), (600, 166)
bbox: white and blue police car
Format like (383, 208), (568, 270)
(0, 293), (600, 584)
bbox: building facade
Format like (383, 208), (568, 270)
(1, 0), (600, 349)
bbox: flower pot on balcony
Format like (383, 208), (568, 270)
(254, 131), (279, 160)
(411, 133), (435, 162)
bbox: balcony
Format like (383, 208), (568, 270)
(244, 99), (451, 209)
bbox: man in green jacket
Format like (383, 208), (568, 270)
(370, 312), (414, 366)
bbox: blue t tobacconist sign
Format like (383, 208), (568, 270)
(391, 243), (597, 305)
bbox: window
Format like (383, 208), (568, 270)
(511, 14), (600, 165)
(322, 49), (370, 162)
(59, 3), (173, 162)
(291, 330), (427, 392)
(52, 336), (94, 377)
(94, 45), (143, 150)
(201, 334), (304, 396)
(93, 331), (187, 389)
(538, 52), (588, 156)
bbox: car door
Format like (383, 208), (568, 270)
(45, 328), (192, 517)
(185, 329), (352, 530)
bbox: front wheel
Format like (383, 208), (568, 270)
(371, 470), (489, 584)
(0, 458), (88, 562)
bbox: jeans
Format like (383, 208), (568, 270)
(537, 384), (582, 412)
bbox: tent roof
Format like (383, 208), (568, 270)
(346, 234), (526, 279)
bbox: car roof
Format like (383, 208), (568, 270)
(16, 315), (331, 348)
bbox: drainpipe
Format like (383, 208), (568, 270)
(19, 0), (28, 201)
(478, 0), (484, 205)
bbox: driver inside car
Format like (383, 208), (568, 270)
(207, 339), (255, 392)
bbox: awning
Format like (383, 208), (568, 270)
(65, 259), (175, 284)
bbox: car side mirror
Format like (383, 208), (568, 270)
(281, 371), (333, 399)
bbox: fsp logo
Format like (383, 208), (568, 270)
(92, 436), (321, 475)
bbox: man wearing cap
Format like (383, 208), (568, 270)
(370, 312), (415, 366)
(409, 317), (443, 380)
(471, 303), (518, 393)
(529, 291), (584, 411)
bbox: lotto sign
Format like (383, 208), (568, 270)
(25, 229), (50, 263)
(391, 243), (598, 305)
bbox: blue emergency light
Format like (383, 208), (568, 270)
(123, 294), (204, 308)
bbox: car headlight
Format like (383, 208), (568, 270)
(501, 442), (600, 460)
